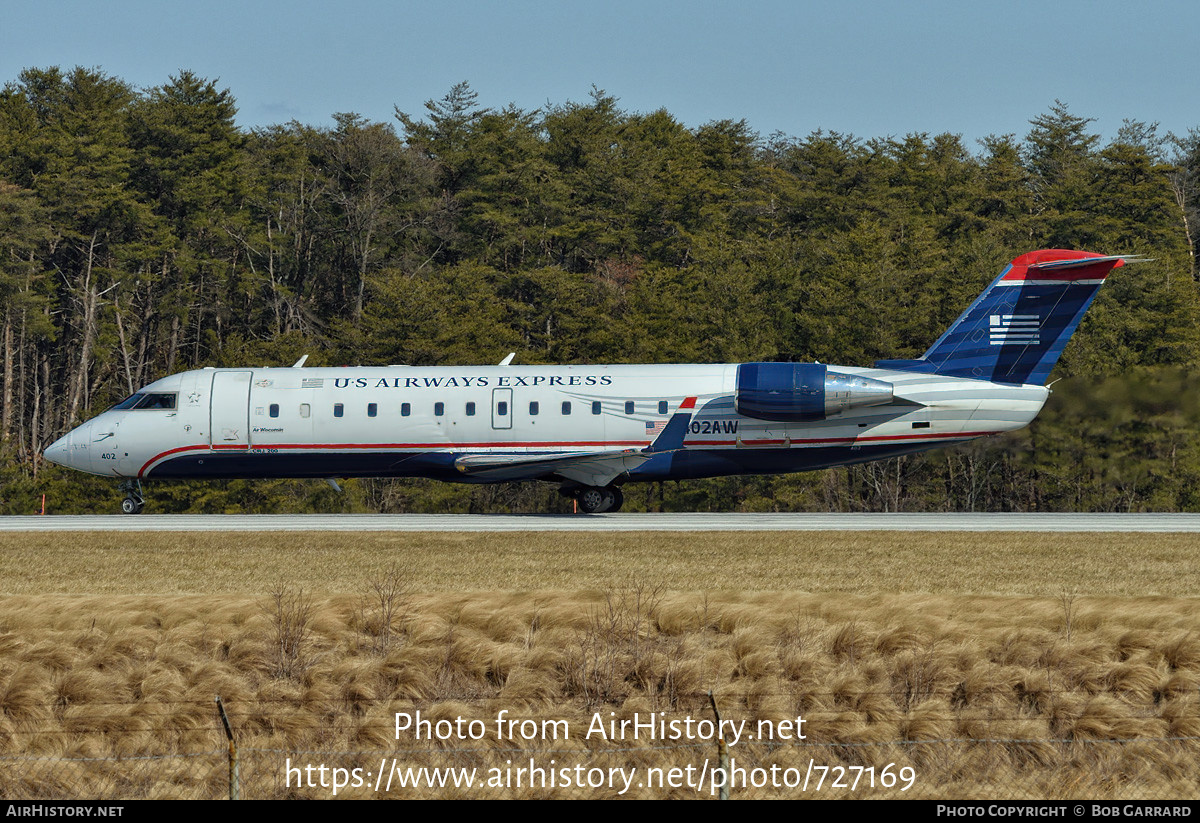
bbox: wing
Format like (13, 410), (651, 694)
(453, 397), (697, 486)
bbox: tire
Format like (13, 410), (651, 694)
(121, 497), (142, 515)
(608, 487), (624, 513)
(597, 488), (616, 513)
(577, 486), (607, 514)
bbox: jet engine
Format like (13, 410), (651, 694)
(735, 363), (894, 421)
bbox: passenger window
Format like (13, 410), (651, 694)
(434, 402), (444, 416)
(299, 404), (310, 419)
(625, 401), (635, 415)
(466, 402), (476, 416)
(334, 403), (344, 418)
(401, 403), (411, 417)
(658, 400), (668, 414)
(592, 401), (601, 415)
(269, 404), (279, 418)
(368, 403), (377, 418)
(562, 401), (571, 415)
(498, 401), (508, 416)
(529, 401), (539, 415)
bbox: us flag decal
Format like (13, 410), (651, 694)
(989, 314), (1040, 346)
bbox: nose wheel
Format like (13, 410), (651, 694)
(118, 479), (145, 515)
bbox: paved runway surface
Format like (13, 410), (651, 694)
(0, 513), (1198, 532)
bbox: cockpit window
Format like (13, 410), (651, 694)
(131, 393), (177, 410)
(111, 393), (145, 411)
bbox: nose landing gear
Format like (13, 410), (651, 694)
(118, 479), (145, 514)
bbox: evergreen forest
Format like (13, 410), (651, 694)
(3, 67), (1200, 514)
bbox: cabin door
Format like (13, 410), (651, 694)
(491, 388), (513, 430)
(210, 371), (253, 449)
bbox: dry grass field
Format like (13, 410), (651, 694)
(1, 530), (1199, 799)
(2, 530), (1199, 596)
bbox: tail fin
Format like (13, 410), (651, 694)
(875, 249), (1142, 385)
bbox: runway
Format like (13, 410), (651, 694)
(1, 513), (1199, 532)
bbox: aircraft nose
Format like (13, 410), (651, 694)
(43, 420), (98, 472)
(43, 431), (72, 467)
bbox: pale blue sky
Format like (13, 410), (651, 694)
(4, 1), (1196, 147)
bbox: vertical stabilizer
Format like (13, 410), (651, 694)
(875, 249), (1138, 385)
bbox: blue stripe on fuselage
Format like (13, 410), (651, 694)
(145, 442), (970, 484)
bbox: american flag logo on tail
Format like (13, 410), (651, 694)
(645, 420), (667, 437)
(989, 314), (1040, 346)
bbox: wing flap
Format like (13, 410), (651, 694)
(454, 449), (650, 486)
(452, 396), (699, 486)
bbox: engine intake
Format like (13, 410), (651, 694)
(735, 363), (894, 421)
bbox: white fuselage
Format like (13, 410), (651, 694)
(44, 363), (1048, 483)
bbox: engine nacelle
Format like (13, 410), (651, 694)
(735, 363), (894, 421)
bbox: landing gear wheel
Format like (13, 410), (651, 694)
(575, 485), (622, 514)
(118, 479), (145, 514)
(607, 487), (624, 513)
(598, 488), (616, 513)
(577, 486), (608, 514)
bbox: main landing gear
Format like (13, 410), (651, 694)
(118, 479), (145, 515)
(567, 484), (624, 514)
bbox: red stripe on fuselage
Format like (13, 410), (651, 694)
(138, 444), (209, 477)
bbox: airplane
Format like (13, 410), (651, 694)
(43, 249), (1140, 514)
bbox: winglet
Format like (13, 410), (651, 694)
(644, 396), (698, 454)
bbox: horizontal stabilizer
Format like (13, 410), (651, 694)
(1028, 254), (1151, 271)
